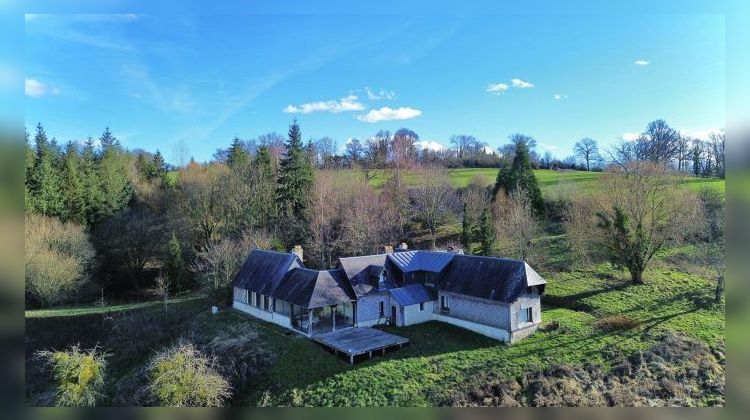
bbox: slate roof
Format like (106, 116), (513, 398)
(438, 255), (546, 302)
(232, 249), (301, 295)
(337, 254), (387, 296)
(387, 250), (455, 273)
(389, 284), (436, 306)
(273, 268), (356, 309)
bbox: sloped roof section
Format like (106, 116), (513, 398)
(439, 255), (546, 302)
(232, 249), (301, 294)
(387, 250), (455, 273)
(273, 268), (356, 309)
(389, 284), (436, 306)
(338, 254), (388, 297)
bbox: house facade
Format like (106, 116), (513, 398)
(231, 248), (546, 343)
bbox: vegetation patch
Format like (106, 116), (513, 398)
(593, 315), (640, 332)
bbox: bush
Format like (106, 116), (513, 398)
(35, 345), (108, 407)
(593, 315), (640, 331)
(25, 214), (96, 307)
(147, 340), (231, 407)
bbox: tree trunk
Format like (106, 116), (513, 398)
(430, 231), (437, 250)
(715, 273), (724, 303)
(630, 268), (644, 285)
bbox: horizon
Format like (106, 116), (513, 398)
(25, 13), (725, 165)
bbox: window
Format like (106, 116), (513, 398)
(263, 295), (270, 311)
(419, 302), (425, 311)
(255, 293), (262, 307)
(440, 295), (449, 311)
(519, 307), (533, 324)
(379, 301), (385, 317)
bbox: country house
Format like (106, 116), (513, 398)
(231, 245), (546, 344)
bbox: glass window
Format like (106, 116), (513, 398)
(334, 302), (354, 329)
(275, 300), (292, 317)
(419, 302), (424, 311)
(519, 307), (533, 323)
(263, 295), (270, 311)
(312, 306), (334, 334)
(379, 301), (384, 317)
(291, 305), (309, 333)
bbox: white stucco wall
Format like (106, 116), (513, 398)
(356, 293), (390, 327)
(433, 313), (510, 341)
(233, 299), (291, 329)
(437, 291), (511, 330)
(402, 301), (434, 326)
(508, 290), (542, 332)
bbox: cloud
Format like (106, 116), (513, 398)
(482, 145), (497, 155)
(486, 83), (509, 94)
(511, 78), (534, 88)
(622, 132), (641, 141)
(634, 59), (650, 66)
(540, 143), (559, 151)
(356, 106), (422, 123)
(364, 87), (396, 100)
(681, 128), (722, 140)
(25, 78), (59, 98)
(284, 94), (365, 114)
(554, 93), (568, 100)
(415, 140), (446, 152)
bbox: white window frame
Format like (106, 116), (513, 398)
(519, 307), (533, 324)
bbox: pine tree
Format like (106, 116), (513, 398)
(25, 129), (36, 212)
(478, 208), (495, 256)
(29, 123), (64, 217)
(226, 137), (250, 172)
(254, 146), (277, 230)
(492, 139), (544, 215)
(98, 127), (133, 218)
(461, 202), (474, 251)
(60, 141), (87, 224)
(80, 137), (104, 225)
(135, 152), (155, 181)
(152, 150), (166, 179)
(692, 143), (702, 177)
(165, 232), (185, 293)
(276, 119), (314, 247)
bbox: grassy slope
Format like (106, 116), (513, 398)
(25, 292), (205, 318)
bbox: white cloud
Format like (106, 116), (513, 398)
(622, 132), (641, 141)
(511, 78), (534, 88)
(415, 140), (446, 152)
(554, 93), (568, 100)
(635, 59), (650, 66)
(283, 94), (365, 114)
(356, 106), (422, 123)
(482, 145), (497, 155)
(364, 87), (396, 100)
(486, 83), (509, 94)
(681, 128), (722, 140)
(25, 78), (59, 98)
(540, 143), (559, 151)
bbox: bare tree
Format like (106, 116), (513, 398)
(154, 274), (170, 314)
(493, 188), (540, 261)
(709, 131), (726, 178)
(410, 168), (456, 249)
(573, 137), (600, 171)
(308, 170), (337, 268)
(173, 138), (190, 168)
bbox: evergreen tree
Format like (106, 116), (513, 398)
(461, 203), (474, 250)
(226, 137), (249, 171)
(80, 137), (104, 225)
(692, 142), (702, 177)
(25, 129), (35, 212)
(60, 142), (87, 224)
(135, 152), (155, 181)
(152, 149), (166, 179)
(478, 208), (495, 256)
(276, 119), (314, 247)
(97, 127), (133, 218)
(492, 139), (544, 215)
(165, 232), (186, 292)
(254, 146), (278, 230)
(29, 123), (64, 217)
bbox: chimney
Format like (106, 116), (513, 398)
(383, 245), (394, 254)
(291, 245), (303, 261)
(398, 242), (408, 250)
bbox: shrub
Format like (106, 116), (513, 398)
(25, 214), (96, 307)
(146, 340), (231, 407)
(35, 345), (108, 407)
(593, 315), (640, 331)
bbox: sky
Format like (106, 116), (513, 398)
(24, 12), (725, 164)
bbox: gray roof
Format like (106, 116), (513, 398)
(273, 268), (355, 309)
(337, 254), (387, 297)
(389, 284), (435, 306)
(232, 249), (301, 295)
(438, 255), (546, 302)
(387, 250), (455, 273)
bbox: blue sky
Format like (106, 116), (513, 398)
(24, 12), (725, 164)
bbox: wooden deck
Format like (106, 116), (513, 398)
(312, 327), (409, 364)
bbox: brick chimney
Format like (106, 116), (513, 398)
(291, 245), (303, 261)
(398, 242), (408, 250)
(382, 245), (394, 254)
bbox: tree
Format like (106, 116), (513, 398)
(391, 128), (419, 168)
(692, 140), (704, 177)
(493, 188), (540, 261)
(165, 232), (186, 292)
(709, 131), (725, 179)
(97, 127), (133, 218)
(308, 170), (337, 268)
(639, 119), (681, 164)
(35, 345), (108, 407)
(226, 137), (249, 172)
(450, 134), (478, 160)
(461, 203), (473, 250)
(410, 168), (456, 249)
(80, 137), (104, 225)
(29, 123), (64, 217)
(147, 341), (231, 407)
(593, 162), (695, 284)
(478, 208), (495, 256)
(276, 119), (314, 247)
(685, 188), (725, 302)
(573, 138), (600, 171)
(25, 214), (96, 307)
(154, 274), (170, 314)
(60, 141), (87, 224)
(492, 137), (544, 215)
(152, 150), (166, 179)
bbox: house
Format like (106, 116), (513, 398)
(231, 247), (546, 343)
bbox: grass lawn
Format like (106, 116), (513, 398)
(25, 292), (205, 318)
